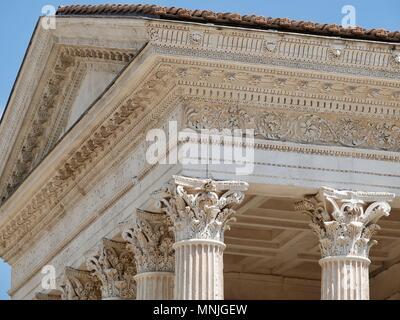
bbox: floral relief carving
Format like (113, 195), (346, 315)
(294, 187), (394, 258)
(61, 267), (101, 300)
(122, 210), (175, 274)
(86, 238), (136, 299)
(184, 104), (400, 152)
(153, 175), (248, 242)
(254, 112), (287, 140)
(189, 31), (203, 45)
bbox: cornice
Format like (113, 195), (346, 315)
(0, 45), (136, 207)
(146, 20), (400, 78)
(0, 48), (176, 260)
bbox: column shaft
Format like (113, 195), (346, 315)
(320, 257), (370, 300)
(154, 175), (248, 301)
(174, 240), (225, 300)
(295, 186), (394, 301)
(135, 272), (174, 300)
(122, 210), (175, 300)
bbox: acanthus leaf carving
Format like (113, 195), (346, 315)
(122, 210), (175, 274)
(294, 187), (394, 259)
(152, 175), (248, 242)
(61, 267), (101, 300)
(86, 238), (136, 300)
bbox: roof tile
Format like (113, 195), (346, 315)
(56, 3), (400, 43)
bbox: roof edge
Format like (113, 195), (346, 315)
(56, 3), (400, 43)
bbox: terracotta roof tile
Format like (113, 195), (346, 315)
(56, 3), (400, 43)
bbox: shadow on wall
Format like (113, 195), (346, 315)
(0, 259), (10, 300)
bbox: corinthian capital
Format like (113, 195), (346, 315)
(86, 238), (136, 299)
(122, 209), (175, 274)
(295, 187), (395, 259)
(153, 175), (248, 242)
(61, 267), (101, 300)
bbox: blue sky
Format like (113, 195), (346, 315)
(0, 0), (399, 300)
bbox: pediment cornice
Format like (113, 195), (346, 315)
(0, 45), (137, 206)
(1, 16), (400, 267)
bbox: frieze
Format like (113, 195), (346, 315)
(183, 104), (400, 152)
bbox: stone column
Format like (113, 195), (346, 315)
(295, 187), (394, 300)
(86, 238), (136, 300)
(61, 267), (101, 300)
(122, 209), (175, 300)
(155, 175), (248, 300)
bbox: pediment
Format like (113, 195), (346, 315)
(0, 20), (146, 205)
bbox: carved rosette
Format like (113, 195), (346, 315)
(295, 187), (394, 259)
(60, 267), (101, 300)
(122, 210), (175, 274)
(153, 175), (248, 243)
(86, 238), (136, 300)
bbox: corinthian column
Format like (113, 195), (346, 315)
(61, 267), (101, 300)
(295, 187), (394, 300)
(154, 175), (248, 300)
(122, 209), (175, 300)
(86, 238), (136, 300)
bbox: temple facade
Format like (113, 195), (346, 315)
(1, 4), (400, 300)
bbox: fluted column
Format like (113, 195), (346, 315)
(60, 267), (101, 300)
(295, 187), (394, 300)
(134, 272), (174, 300)
(122, 210), (175, 300)
(86, 238), (136, 300)
(155, 175), (248, 300)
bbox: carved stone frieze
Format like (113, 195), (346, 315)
(294, 187), (394, 258)
(122, 210), (174, 273)
(86, 238), (136, 299)
(60, 267), (101, 300)
(153, 175), (248, 242)
(173, 64), (400, 103)
(184, 104), (400, 152)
